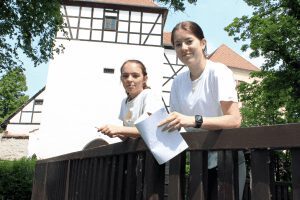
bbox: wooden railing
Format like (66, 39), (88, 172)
(31, 123), (300, 200)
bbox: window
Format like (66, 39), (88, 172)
(103, 68), (115, 74)
(34, 99), (44, 105)
(104, 17), (117, 30)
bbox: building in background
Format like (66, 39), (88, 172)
(0, 0), (259, 160)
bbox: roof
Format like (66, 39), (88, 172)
(163, 32), (172, 47)
(0, 87), (46, 129)
(209, 44), (260, 71)
(63, 0), (168, 24)
(93, 0), (158, 7)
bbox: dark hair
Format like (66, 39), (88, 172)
(120, 59), (149, 89)
(171, 21), (207, 56)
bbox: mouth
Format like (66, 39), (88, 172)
(127, 85), (135, 89)
(182, 53), (192, 58)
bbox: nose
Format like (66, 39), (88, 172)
(127, 74), (133, 81)
(181, 43), (189, 50)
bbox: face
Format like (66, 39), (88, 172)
(173, 29), (206, 66)
(121, 62), (147, 99)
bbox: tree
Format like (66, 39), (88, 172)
(225, 0), (300, 126)
(0, 68), (29, 126)
(155, 0), (197, 11)
(0, 0), (66, 73)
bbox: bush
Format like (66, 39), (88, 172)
(0, 157), (36, 200)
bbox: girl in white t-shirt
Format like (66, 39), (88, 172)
(158, 21), (246, 200)
(97, 60), (163, 138)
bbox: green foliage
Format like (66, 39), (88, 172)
(273, 150), (291, 182)
(155, 0), (197, 11)
(225, 0), (300, 126)
(0, 68), (29, 125)
(238, 72), (294, 127)
(0, 0), (66, 72)
(0, 157), (36, 200)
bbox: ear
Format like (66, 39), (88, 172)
(201, 38), (207, 50)
(144, 75), (148, 82)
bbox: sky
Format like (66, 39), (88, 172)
(23, 0), (264, 98)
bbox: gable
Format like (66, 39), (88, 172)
(209, 44), (260, 71)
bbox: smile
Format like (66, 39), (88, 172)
(183, 53), (193, 58)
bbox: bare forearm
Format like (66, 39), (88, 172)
(201, 115), (241, 130)
(117, 126), (140, 138)
(182, 115), (241, 130)
(97, 124), (140, 138)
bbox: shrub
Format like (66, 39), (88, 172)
(0, 157), (36, 200)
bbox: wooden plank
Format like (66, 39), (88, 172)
(44, 162), (66, 199)
(217, 150), (238, 200)
(188, 150), (208, 200)
(88, 158), (98, 200)
(250, 150), (272, 200)
(95, 158), (104, 200)
(116, 155), (125, 200)
(38, 138), (148, 163)
(73, 159), (81, 199)
(124, 154), (137, 200)
(102, 156), (112, 200)
(36, 123), (300, 164)
(31, 163), (47, 200)
(292, 148), (300, 200)
(143, 151), (165, 200)
(108, 156), (117, 200)
(64, 160), (70, 200)
(67, 160), (76, 199)
(77, 158), (86, 200)
(135, 152), (144, 200)
(85, 158), (95, 199)
(184, 123), (300, 151)
(168, 153), (186, 200)
(79, 158), (89, 200)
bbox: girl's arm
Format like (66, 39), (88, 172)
(97, 124), (140, 138)
(158, 101), (241, 131)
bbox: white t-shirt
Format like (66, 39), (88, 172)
(119, 89), (164, 127)
(170, 60), (238, 169)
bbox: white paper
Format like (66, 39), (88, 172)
(134, 108), (189, 165)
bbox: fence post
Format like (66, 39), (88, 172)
(168, 152), (186, 200)
(292, 148), (300, 200)
(251, 150), (272, 200)
(143, 151), (165, 200)
(188, 150), (208, 200)
(218, 150), (238, 200)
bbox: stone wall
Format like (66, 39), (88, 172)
(0, 133), (28, 160)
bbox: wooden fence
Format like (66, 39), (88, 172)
(31, 123), (300, 200)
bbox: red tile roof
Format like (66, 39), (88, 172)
(93, 0), (158, 7)
(163, 32), (172, 46)
(209, 44), (260, 71)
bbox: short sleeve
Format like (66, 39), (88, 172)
(214, 64), (238, 102)
(118, 98), (126, 121)
(143, 90), (164, 114)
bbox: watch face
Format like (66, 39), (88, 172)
(195, 115), (203, 128)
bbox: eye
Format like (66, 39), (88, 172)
(132, 73), (141, 78)
(186, 39), (193, 45)
(174, 42), (181, 48)
(121, 74), (129, 79)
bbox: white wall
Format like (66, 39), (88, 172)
(34, 40), (164, 158)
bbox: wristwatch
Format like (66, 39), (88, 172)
(194, 115), (203, 128)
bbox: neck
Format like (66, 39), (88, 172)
(189, 59), (207, 81)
